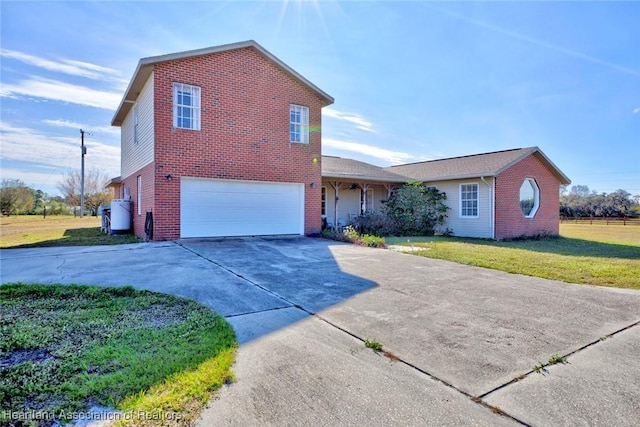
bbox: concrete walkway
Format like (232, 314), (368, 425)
(1, 237), (639, 426)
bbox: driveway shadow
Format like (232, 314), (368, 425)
(179, 237), (377, 343)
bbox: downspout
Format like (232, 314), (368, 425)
(481, 176), (494, 239)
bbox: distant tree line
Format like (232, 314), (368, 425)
(0, 179), (65, 215)
(1, 169), (113, 216)
(560, 185), (640, 218)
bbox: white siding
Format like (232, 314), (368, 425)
(121, 73), (154, 179)
(429, 179), (494, 238)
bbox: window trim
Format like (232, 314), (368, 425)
(365, 188), (374, 212)
(459, 182), (479, 218)
(520, 177), (540, 219)
(137, 175), (142, 216)
(133, 103), (139, 144)
(173, 82), (201, 131)
(321, 186), (327, 216)
(290, 104), (309, 144)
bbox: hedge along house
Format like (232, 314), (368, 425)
(323, 147), (570, 240)
(111, 40), (333, 240)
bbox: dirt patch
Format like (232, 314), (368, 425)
(0, 348), (53, 368)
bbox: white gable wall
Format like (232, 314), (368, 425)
(121, 73), (155, 179)
(428, 178), (494, 238)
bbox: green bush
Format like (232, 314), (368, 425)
(354, 182), (449, 237)
(359, 234), (386, 248)
(321, 225), (386, 248)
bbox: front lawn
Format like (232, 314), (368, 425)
(387, 224), (640, 289)
(0, 216), (140, 248)
(0, 284), (237, 426)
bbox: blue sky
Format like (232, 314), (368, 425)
(1, 1), (638, 197)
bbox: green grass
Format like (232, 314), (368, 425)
(0, 284), (236, 426)
(533, 352), (568, 374)
(364, 339), (383, 352)
(0, 215), (140, 248)
(559, 223), (640, 245)
(388, 224), (640, 289)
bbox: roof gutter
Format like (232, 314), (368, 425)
(321, 174), (409, 183)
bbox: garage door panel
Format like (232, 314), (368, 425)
(180, 178), (304, 238)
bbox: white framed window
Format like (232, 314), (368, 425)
(321, 186), (327, 216)
(173, 83), (201, 130)
(460, 183), (479, 218)
(520, 178), (540, 218)
(365, 188), (374, 212)
(133, 104), (139, 144)
(137, 175), (142, 216)
(290, 104), (309, 143)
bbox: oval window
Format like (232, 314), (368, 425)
(519, 179), (539, 217)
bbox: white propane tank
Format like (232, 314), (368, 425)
(110, 199), (132, 233)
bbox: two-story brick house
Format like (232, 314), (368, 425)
(111, 40), (333, 240)
(112, 41), (569, 241)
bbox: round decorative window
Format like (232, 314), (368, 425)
(519, 178), (539, 218)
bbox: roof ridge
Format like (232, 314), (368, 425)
(387, 147), (530, 168)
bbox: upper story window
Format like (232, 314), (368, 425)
(290, 104), (309, 143)
(173, 83), (201, 130)
(460, 183), (479, 218)
(133, 104), (139, 144)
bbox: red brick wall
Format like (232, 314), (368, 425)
(119, 162), (155, 239)
(150, 46), (328, 240)
(495, 153), (561, 239)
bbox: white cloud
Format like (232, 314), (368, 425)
(0, 121), (120, 175)
(42, 119), (120, 136)
(633, 108), (640, 114)
(0, 168), (65, 192)
(0, 48), (126, 83)
(323, 108), (374, 132)
(0, 77), (122, 110)
(323, 138), (415, 165)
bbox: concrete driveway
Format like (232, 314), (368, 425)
(1, 237), (639, 426)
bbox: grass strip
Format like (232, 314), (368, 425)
(387, 224), (639, 289)
(0, 216), (140, 248)
(0, 284), (236, 426)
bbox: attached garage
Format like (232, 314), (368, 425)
(180, 178), (305, 238)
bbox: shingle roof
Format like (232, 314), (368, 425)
(386, 147), (570, 184)
(322, 156), (410, 183)
(112, 40), (334, 126)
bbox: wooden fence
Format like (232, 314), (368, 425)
(560, 217), (640, 226)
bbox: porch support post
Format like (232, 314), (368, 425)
(383, 184), (396, 199)
(329, 181), (342, 232)
(357, 183), (371, 214)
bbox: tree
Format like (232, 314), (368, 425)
(32, 189), (47, 212)
(570, 185), (590, 197)
(0, 179), (34, 215)
(58, 169), (113, 214)
(560, 185), (638, 218)
(358, 181), (449, 236)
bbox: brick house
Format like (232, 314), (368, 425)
(322, 147), (571, 240)
(111, 41), (569, 241)
(111, 40), (333, 240)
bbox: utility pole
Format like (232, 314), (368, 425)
(80, 129), (87, 218)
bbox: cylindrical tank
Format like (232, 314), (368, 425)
(110, 199), (132, 233)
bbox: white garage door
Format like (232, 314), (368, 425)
(180, 178), (304, 238)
